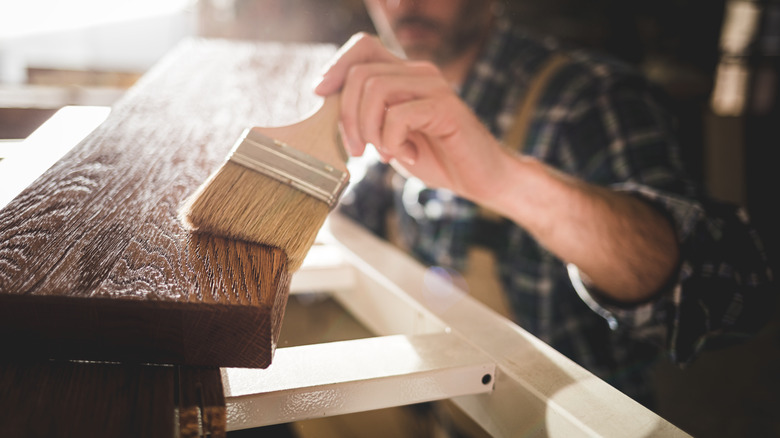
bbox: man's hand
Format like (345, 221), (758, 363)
(314, 33), (512, 204)
(315, 33), (680, 303)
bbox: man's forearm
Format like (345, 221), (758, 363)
(482, 154), (680, 302)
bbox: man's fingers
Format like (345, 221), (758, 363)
(340, 62), (445, 157)
(338, 123), (365, 156)
(311, 32), (454, 164)
(381, 98), (440, 165)
(313, 33), (400, 96)
(359, 73), (449, 151)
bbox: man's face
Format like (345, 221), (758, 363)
(369, 0), (494, 66)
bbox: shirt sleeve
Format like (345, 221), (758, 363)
(566, 152), (777, 367)
(557, 61), (777, 365)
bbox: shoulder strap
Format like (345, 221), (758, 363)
(478, 52), (570, 222)
(464, 53), (572, 318)
(502, 53), (570, 152)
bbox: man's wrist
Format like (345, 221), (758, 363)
(478, 153), (549, 231)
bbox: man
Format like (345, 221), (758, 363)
(314, 0), (775, 407)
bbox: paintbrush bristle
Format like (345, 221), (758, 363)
(179, 161), (330, 272)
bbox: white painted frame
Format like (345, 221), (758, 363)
(223, 214), (690, 437)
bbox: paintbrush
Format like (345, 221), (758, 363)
(178, 94), (349, 272)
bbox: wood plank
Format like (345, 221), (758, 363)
(0, 39), (335, 367)
(0, 360), (175, 437)
(0, 360), (228, 437)
(178, 366), (226, 438)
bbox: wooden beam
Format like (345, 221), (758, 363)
(0, 39), (337, 368)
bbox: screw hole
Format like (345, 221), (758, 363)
(481, 374), (492, 385)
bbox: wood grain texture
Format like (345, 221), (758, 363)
(0, 360), (175, 438)
(0, 39), (335, 367)
(178, 366), (226, 438)
(0, 360), (227, 437)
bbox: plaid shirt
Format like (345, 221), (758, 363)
(338, 20), (775, 407)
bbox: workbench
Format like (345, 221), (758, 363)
(0, 39), (691, 437)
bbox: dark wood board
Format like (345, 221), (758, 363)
(0, 38), (336, 368)
(0, 360), (227, 437)
(0, 360), (176, 438)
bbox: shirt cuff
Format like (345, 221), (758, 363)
(566, 263), (660, 331)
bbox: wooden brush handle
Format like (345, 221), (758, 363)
(250, 94), (347, 173)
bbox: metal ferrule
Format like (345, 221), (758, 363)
(228, 129), (348, 209)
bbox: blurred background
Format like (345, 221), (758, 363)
(1, 1), (778, 437)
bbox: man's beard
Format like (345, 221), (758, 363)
(393, 5), (490, 67)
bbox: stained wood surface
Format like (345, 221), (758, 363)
(178, 366), (227, 438)
(0, 361), (227, 438)
(0, 38), (336, 367)
(0, 360), (175, 438)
